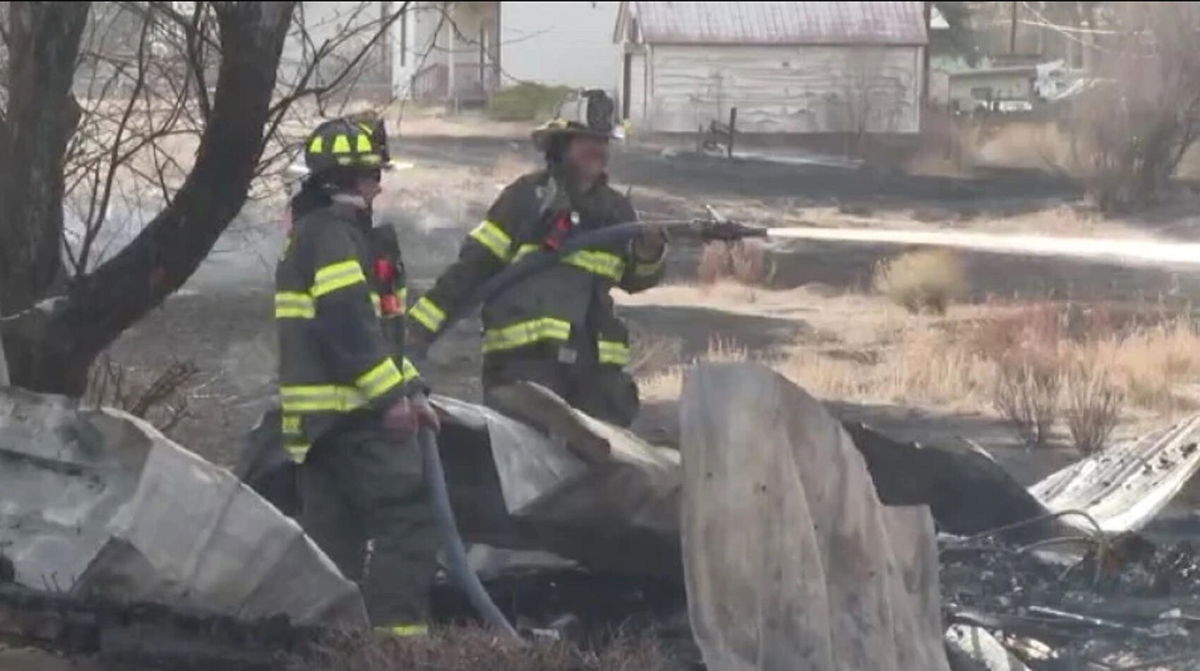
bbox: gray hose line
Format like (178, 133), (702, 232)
(417, 426), (521, 640)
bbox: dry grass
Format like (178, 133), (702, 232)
(634, 287), (1200, 450)
(1091, 320), (1200, 412)
(872, 248), (967, 315)
(291, 626), (680, 671)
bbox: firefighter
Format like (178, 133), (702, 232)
(275, 115), (438, 635)
(407, 98), (666, 427)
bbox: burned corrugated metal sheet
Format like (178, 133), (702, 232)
(631, 1), (928, 46)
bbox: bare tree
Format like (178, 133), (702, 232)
(1070, 2), (1200, 214)
(0, 2), (414, 395)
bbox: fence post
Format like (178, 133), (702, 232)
(727, 107), (738, 158)
(0, 294), (9, 387)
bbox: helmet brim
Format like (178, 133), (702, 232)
(531, 127), (614, 151)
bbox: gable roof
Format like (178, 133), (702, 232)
(615, 1), (928, 47)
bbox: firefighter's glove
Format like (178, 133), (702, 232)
(383, 397), (417, 438)
(411, 393), (441, 434)
(632, 224), (668, 261)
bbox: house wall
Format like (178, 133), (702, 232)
(392, 2), (500, 102)
(629, 44), (922, 135)
(498, 1), (620, 92)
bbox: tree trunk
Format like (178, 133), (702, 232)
(0, 3), (90, 314)
(4, 2), (296, 395)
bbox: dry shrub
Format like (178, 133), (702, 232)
(696, 243), (732, 285)
(1063, 357), (1124, 455)
(292, 626), (680, 671)
(696, 241), (772, 286)
(628, 332), (683, 377)
(85, 354), (200, 433)
(992, 355), (1062, 448)
(872, 248), (967, 315)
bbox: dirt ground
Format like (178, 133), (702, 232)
(104, 126), (1200, 501)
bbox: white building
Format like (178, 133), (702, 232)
(391, 2), (621, 105)
(614, 1), (928, 135)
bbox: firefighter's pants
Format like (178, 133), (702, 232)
(483, 355), (641, 427)
(299, 418), (439, 628)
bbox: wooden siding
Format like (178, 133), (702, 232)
(636, 44), (921, 134)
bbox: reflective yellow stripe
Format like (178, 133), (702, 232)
(355, 133), (373, 152)
(375, 624), (428, 637)
(356, 358), (404, 400)
(469, 220), (513, 261)
(312, 260), (366, 298)
(401, 357), (421, 381)
(512, 243), (539, 262)
(410, 296), (446, 332)
(280, 385), (367, 413)
(564, 250), (625, 281)
(370, 291), (382, 317)
(634, 254), (665, 278)
(308, 136), (324, 154)
(598, 340), (632, 366)
(482, 318), (571, 353)
(509, 245), (625, 281)
(281, 414), (302, 435)
(285, 441), (311, 463)
(332, 134), (352, 154)
(275, 292), (315, 319)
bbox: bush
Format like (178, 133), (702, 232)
(487, 83), (573, 122)
(696, 241), (773, 286)
(1063, 358), (1124, 455)
(873, 248), (967, 315)
(992, 354), (1061, 448)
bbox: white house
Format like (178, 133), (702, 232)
(391, 2), (621, 105)
(614, 1), (928, 135)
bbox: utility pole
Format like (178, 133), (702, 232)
(448, 20), (458, 113)
(922, 1), (931, 110)
(1010, 1), (1018, 53)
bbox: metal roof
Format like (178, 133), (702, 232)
(626, 2), (928, 46)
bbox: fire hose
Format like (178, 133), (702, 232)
(414, 207), (767, 639)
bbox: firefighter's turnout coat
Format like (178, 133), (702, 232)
(408, 169), (665, 374)
(276, 197), (423, 462)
